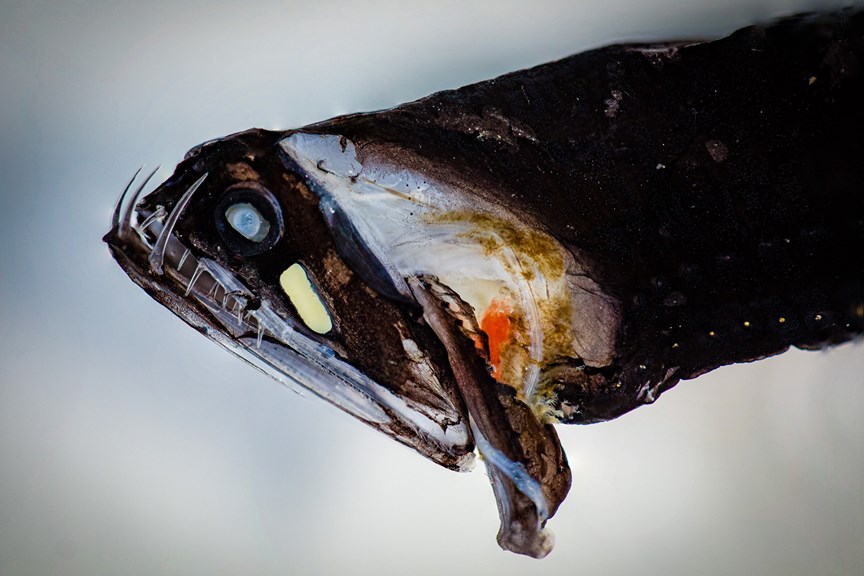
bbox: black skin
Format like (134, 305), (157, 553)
(144, 9), (864, 431)
(296, 9), (864, 423)
(145, 10), (864, 429)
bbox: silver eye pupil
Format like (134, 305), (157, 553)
(225, 202), (270, 242)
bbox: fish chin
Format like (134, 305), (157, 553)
(104, 169), (475, 472)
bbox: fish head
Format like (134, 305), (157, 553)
(104, 126), (620, 558)
(103, 128), (476, 471)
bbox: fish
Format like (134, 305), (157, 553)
(103, 10), (864, 558)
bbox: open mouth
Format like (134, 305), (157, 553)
(103, 167), (475, 470)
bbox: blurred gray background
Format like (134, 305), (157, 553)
(1, 1), (863, 574)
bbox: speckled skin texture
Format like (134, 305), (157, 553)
(300, 10), (864, 423)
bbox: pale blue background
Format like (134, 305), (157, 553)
(1, 1), (862, 574)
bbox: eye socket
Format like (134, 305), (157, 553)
(214, 184), (283, 256)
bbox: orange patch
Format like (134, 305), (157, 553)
(479, 298), (512, 379)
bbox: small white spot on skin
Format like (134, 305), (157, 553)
(402, 338), (423, 361)
(604, 90), (622, 118)
(705, 139), (729, 163)
(225, 203), (269, 242)
(279, 263), (333, 334)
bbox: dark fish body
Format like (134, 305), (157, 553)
(105, 10), (864, 558)
(304, 10), (864, 422)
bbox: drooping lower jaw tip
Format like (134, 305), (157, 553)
(406, 275), (567, 558)
(498, 520), (554, 559)
(483, 431), (555, 558)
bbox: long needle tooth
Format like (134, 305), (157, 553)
(118, 165), (160, 239)
(111, 166), (143, 230)
(149, 172), (208, 275)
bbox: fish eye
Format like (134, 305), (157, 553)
(214, 184), (283, 256)
(225, 203), (270, 242)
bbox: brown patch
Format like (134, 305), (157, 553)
(323, 249), (353, 286)
(283, 173), (317, 202)
(431, 211), (566, 281)
(225, 162), (260, 181)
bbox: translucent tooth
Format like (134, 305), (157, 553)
(208, 280), (224, 301)
(234, 301), (245, 326)
(177, 248), (191, 271)
(149, 172), (207, 274)
(119, 165), (159, 239)
(111, 166), (143, 230)
(185, 262), (208, 296)
(137, 206), (166, 232)
(246, 312), (265, 348)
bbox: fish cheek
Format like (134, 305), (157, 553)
(174, 195), (225, 257)
(275, 177), (414, 378)
(271, 175), (457, 398)
(313, 261), (462, 411)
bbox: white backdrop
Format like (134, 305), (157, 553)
(1, 1), (862, 575)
